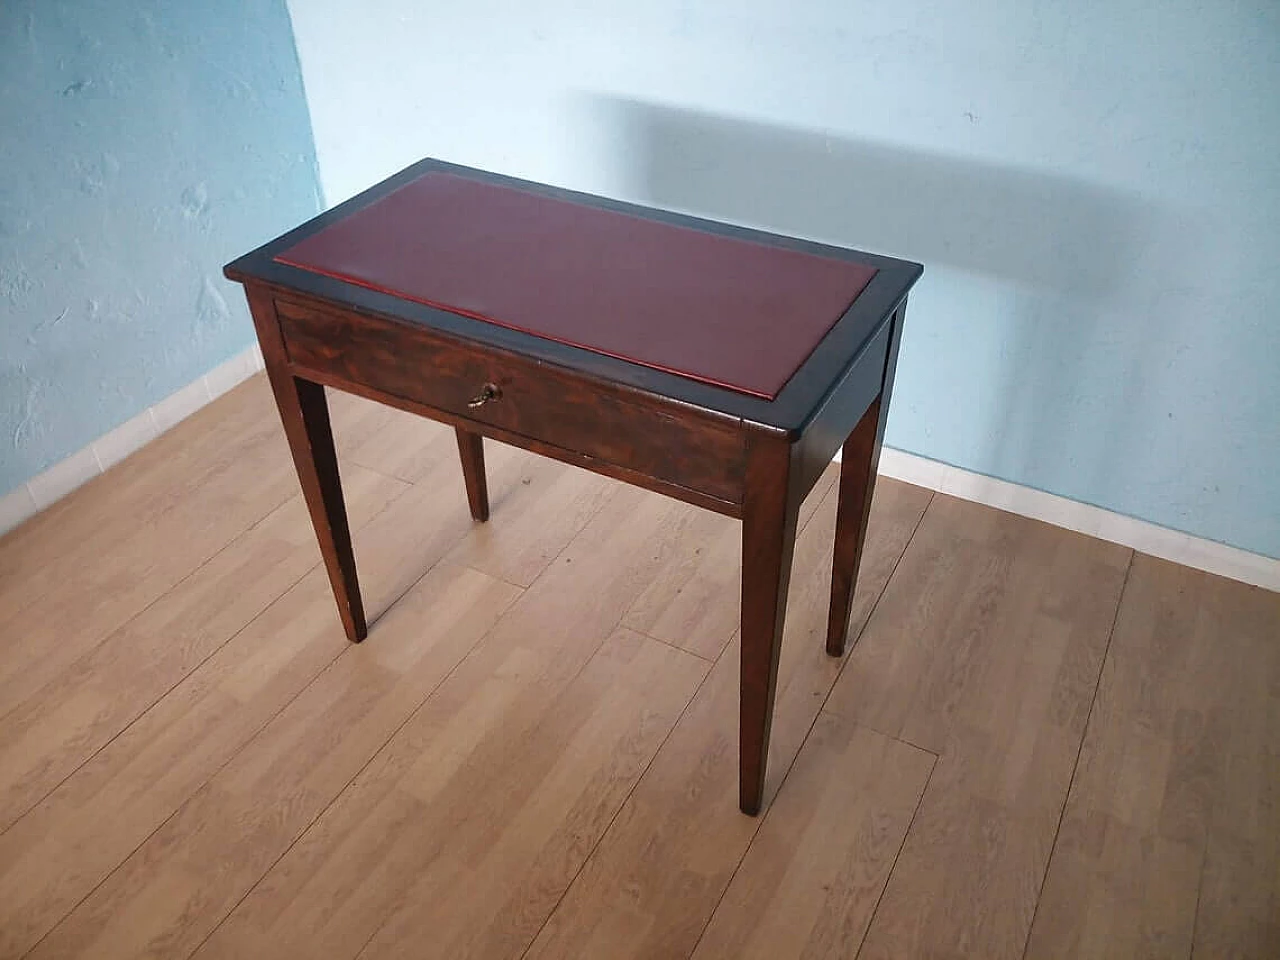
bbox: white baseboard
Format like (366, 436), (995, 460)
(0, 344), (264, 535)
(875, 447), (1279, 592)
(3, 358), (1276, 594)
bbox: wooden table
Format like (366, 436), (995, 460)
(224, 158), (922, 815)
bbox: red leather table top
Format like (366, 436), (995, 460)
(275, 172), (877, 400)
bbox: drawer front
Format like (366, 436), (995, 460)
(275, 298), (747, 504)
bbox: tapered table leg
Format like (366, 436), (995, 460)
(739, 433), (800, 816)
(826, 302), (908, 657)
(248, 288), (367, 642)
(826, 398), (881, 656)
(455, 428), (490, 522)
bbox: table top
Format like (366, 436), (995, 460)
(273, 171), (876, 401)
(226, 158), (922, 429)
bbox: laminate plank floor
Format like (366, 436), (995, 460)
(0, 374), (1275, 959)
(1024, 555), (1280, 959)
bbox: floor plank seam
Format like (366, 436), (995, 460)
(0, 447), (290, 624)
(12, 427), (1278, 960)
(515, 645), (721, 960)
(18, 482), (467, 956)
(460, 564), (528, 593)
(509, 462), (812, 959)
(797, 485), (933, 749)
(1186, 791), (1216, 960)
(729, 488), (932, 958)
(0, 491), (336, 837)
(1185, 591), (1246, 960)
(1, 558), (319, 840)
(631, 628), (717, 662)
(814, 710), (941, 759)
(853, 749), (939, 960)
(22, 628), (355, 959)
(1018, 548), (1137, 960)
(345, 456), (420, 487)
(482, 479), (621, 598)
(0, 486), (297, 732)
(362, 631), (629, 960)
(683, 803), (770, 960)
(351, 905), (390, 960)
(685, 486), (934, 960)
(504, 471), (844, 957)
(343, 487), (629, 960)
(187, 578), (515, 960)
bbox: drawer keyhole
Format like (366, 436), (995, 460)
(468, 383), (502, 408)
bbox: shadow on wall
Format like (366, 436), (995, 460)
(584, 97), (1192, 502)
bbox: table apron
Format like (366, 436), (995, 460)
(273, 296), (749, 515)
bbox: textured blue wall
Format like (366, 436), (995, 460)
(287, 0), (1279, 557)
(1, 1), (321, 493)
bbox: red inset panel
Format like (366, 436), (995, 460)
(275, 172), (876, 400)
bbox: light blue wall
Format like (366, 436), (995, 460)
(1, 1), (322, 494)
(288, 0), (1280, 558)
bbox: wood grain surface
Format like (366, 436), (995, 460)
(1, 376), (1275, 959)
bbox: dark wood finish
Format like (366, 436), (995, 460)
(273, 170), (879, 401)
(244, 287), (366, 642)
(286, 360), (743, 518)
(826, 400), (881, 656)
(225, 158), (922, 814)
(789, 317), (890, 499)
(826, 304), (907, 656)
(454, 428), (489, 522)
(275, 295), (747, 506)
(739, 430), (802, 816)
(225, 157), (922, 436)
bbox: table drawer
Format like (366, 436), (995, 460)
(274, 297), (747, 505)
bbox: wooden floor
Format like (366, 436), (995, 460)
(1, 375), (1276, 960)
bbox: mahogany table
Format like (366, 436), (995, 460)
(224, 158), (922, 815)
